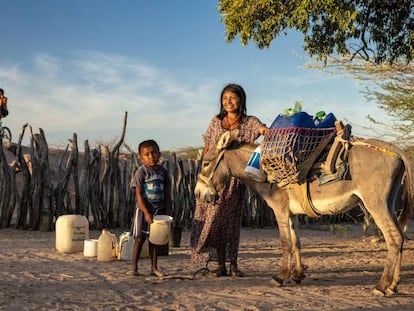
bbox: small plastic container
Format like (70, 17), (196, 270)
(315, 112), (337, 128)
(83, 239), (98, 257)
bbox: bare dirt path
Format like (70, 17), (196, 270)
(1, 224), (413, 310)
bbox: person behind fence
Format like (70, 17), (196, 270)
(128, 139), (172, 277)
(0, 88), (9, 118)
(191, 83), (269, 277)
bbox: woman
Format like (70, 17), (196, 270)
(191, 83), (268, 277)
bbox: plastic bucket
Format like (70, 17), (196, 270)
(55, 215), (89, 253)
(149, 215), (173, 245)
(83, 239), (98, 257)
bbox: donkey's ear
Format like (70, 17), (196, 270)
(216, 131), (232, 150)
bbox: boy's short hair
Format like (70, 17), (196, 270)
(0, 89), (4, 95)
(138, 139), (160, 154)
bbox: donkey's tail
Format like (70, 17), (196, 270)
(397, 155), (414, 230)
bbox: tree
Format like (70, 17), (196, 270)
(362, 63), (414, 146)
(306, 55), (414, 149)
(218, 0), (414, 64)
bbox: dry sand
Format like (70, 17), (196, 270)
(1, 224), (414, 311)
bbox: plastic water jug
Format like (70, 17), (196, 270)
(55, 215), (89, 253)
(97, 229), (118, 261)
(244, 146), (267, 182)
(149, 215), (173, 245)
(118, 232), (149, 260)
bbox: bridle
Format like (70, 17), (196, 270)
(197, 147), (227, 191)
(197, 129), (237, 194)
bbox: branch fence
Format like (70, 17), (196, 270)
(0, 113), (364, 232)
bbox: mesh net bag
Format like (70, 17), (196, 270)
(261, 127), (336, 187)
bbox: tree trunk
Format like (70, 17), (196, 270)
(16, 124), (32, 230)
(29, 128), (42, 230)
(37, 129), (53, 231)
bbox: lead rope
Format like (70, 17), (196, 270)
(157, 267), (210, 281)
(160, 149), (223, 281)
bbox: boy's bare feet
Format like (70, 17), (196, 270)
(126, 270), (139, 277)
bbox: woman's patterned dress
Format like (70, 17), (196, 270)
(191, 115), (265, 265)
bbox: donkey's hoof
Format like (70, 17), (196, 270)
(291, 271), (305, 284)
(385, 287), (397, 296)
(291, 275), (303, 284)
(372, 288), (386, 297)
(270, 275), (284, 287)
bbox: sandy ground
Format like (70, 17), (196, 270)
(1, 224), (414, 311)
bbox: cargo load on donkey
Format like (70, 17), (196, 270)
(259, 103), (347, 188)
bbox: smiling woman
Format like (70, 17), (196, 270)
(190, 83), (268, 278)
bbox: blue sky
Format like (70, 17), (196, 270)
(0, 0), (387, 151)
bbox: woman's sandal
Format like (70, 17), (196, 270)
(212, 268), (227, 277)
(151, 268), (166, 278)
(230, 265), (244, 277)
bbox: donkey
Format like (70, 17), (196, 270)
(195, 130), (413, 296)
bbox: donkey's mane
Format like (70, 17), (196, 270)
(227, 141), (257, 150)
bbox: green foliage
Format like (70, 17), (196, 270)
(218, 0), (414, 64)
(306, 55), (414, 147)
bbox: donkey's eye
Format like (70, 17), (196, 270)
(203, 162), (210, 168)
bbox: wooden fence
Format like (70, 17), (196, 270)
(0, 113), (281, 232)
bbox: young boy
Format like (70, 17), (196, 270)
(128, 139), (172, 277)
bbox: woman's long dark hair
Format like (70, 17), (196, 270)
(216, 83), (247, 121)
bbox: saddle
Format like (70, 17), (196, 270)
(286, 121), (352, 218)
(311, 120), (352, 185)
